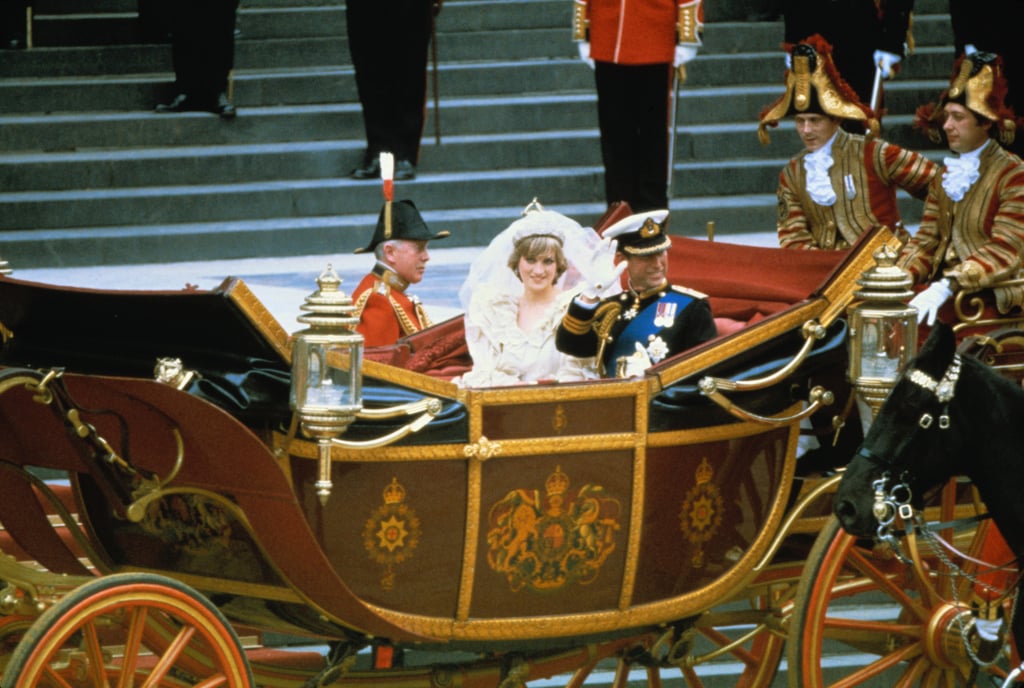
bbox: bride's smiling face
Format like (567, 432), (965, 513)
(518, 251), (559, 292)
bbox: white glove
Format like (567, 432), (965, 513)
(577, 41), (594, 69)
(873, 49), (901, 79)
(910, 278), (953, 326)
(674, 45), (698, 67)
(619, 342), (653, 378)
(784, 51), (792, 69)
(965, 43), (978, 56)
(578, 237), (626, 301)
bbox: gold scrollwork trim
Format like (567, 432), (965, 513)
(618, 443), (644, 611)
(457, 456), (483, 622)
(363, 359), (461, 400)
(364, 412), (799, 642)
(617, 380), (650, 608)
(275, 431), (465, 462)
(221, 278), (292, 363)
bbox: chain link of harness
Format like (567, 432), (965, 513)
(914, 513), (1017, 670)
(873, 469), (1019, 671)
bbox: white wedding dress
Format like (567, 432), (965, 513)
(457, 288), (597, 387)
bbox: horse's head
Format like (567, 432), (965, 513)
(835, 324), (964, 537)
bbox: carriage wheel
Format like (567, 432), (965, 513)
(679, 589), (789, 688)
(2, 572), (252, 687)
(788, 510), (1016, 687)
(556, 589), (788, 688)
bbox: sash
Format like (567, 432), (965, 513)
(603, 291), (695, 371)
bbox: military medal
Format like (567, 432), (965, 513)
(654, 302), (677, 328)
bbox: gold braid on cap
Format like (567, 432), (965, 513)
(758, 34), (878, 145)
(916, 53), (1023, 146)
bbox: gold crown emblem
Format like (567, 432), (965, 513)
(383, 477), (407, 505)
(695, 457), (713, 485)
(546, 466), (570, 497)
(640, 217), (662, 238)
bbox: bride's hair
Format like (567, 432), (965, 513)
(507, 235), (568, 283)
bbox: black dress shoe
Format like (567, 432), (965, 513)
(155, 93), (194, 113)
(351, 157), (381, 179)
(215, 93), (236, 119)
(395, 159), (416, 180)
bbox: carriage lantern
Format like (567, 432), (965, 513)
(847, 244), (917, 420)
(289, 264), (363, 505)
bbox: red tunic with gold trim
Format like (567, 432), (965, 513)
(777, 130), (938, 250)
(352, 264), (433, 348)
(899, 140), (1024, 313)
(576, 0), (701, 65)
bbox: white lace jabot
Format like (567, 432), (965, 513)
(804, 145), (837, 206)
(942, 148), (982, 202)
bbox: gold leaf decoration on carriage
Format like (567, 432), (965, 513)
(363, 477), (421, 590)
(486, 465), (622, 593)
(679, 457), (723, 568)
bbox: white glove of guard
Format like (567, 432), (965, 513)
(577, 41), (594, 69)
(578, 237), (626, 301)
(910, 278), (953, 326)
(965, 43), (978, 56)
(674, 45), (698, 67)
(784, 51), (792, 69)
(873, 49), (902, 79)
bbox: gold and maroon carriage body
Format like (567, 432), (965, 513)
(0, 230), (893, 687)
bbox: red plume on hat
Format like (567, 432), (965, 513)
(915, 52), (1024, 147)
(758, 34), (878, 145)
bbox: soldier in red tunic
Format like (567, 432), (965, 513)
(759, 37), (937, 250)
(352, 199), (449, 348)
(573, 0), (703, 213)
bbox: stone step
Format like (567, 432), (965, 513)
(0, 194), (781, 268)
(0, 0), (959, 269)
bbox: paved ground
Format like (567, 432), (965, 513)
(15, 231), (778, 332)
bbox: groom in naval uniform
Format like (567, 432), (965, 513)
(556, 209), (717, 377)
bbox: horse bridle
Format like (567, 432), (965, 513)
(858, 353), (1024, 672)
(855, 353), (964, 558)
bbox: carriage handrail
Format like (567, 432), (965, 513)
(698, 320), (827, 393)
(327, 397), (442, 450)
(697, 320), (835, 426)
(698, 384), (833, 426)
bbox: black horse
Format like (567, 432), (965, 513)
(835, 322), (1024, 660)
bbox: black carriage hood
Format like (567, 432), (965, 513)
(0, 276), (293, 425)
(0, 275), (468, 441)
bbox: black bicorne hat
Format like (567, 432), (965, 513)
(353, 199), (450, 254)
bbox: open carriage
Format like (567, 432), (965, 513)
(0, 226), (939, 687)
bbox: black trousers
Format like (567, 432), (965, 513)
(595, 61), (673, 213)
(1, 0), (28, 48)
(167, 0), (239, 102)
(346, 0), (433, 164)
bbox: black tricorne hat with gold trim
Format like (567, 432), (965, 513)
(914, 51), (1023, 147)
(603, 209), (671, 256)
(353, 199), (450, 254)
(758, 34), (879, 145)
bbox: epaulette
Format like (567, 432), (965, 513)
(672, 284), (708, 300)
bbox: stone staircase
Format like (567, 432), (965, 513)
(0, 0), (956, 268)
